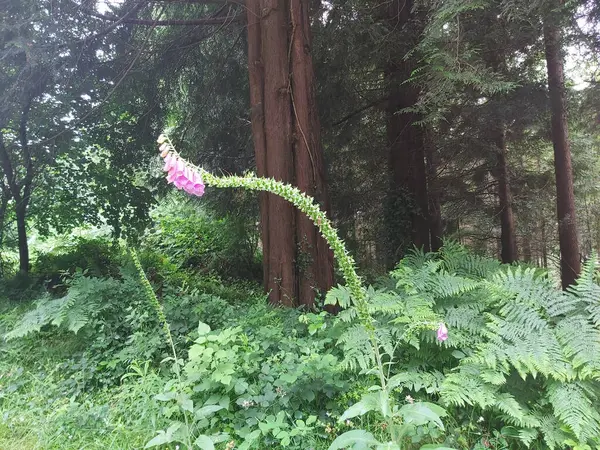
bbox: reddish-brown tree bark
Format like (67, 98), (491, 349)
(290, 0), (335, 304)
(246, 0), (270, 292)
(246, 0), (334, 307)
(544, 17), (581, 288)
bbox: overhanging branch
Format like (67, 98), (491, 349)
(79, 3), (244, 26)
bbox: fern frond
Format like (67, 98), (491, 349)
(555, 315), (600, 377)
(568, 258), (600, 327)
(547, 381), (600, 442)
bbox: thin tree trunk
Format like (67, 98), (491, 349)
(425, 130), (443, 251)
(0, 193), (7, 249)
(544, 18), (580, 288)
(523, 234), (532, 263)
(541, 218), (548, 269)
(0, 100), (34, 275)
(15, 204), (29, 274)
(412, 133), (430, 251)
(493, 126), (517, 263)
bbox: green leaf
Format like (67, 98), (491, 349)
(339, 393), (381, 421)
(376, 444), (400, 450)
(420, 445), (457, 450)
(195, 404), (225, 419)
(198, 322), (211, 335)
(144, 423), (182, 448)
(179, 397), (194, 413)
(328, 430), (381, 450)
(398, 402), (446, 430)
(145, 431), (173, 448)
(194, 435), (215, 450)
(154, 391), (177, 402)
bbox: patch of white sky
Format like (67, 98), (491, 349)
(566, 11), (599, 91)
(97, 0), (124, 14)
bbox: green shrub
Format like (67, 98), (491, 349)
(32, 237), (121, 289)
(144, 206), (261, 280)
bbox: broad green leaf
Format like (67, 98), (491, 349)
(198, 322), (211, 335)
(398, 402), (446, 430)
(328, 430), (381, 450)
(144, 423), (182, 448)
(194, 435), (215, 450)
(179, 397), (193, 413)
(195, 404), (225, 419)
(154, 391), (176, 402)
(339, 393), (380, 421)
(145, 431), (173, 448)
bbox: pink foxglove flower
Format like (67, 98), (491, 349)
(158, 143), (205, 198)
(436, 323), (448, 342)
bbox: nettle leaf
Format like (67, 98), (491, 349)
(198, 322), (211, 335)
(339, 393), (381, 421)
(194, 435), (215, 450)
(155, 391), (177, 402)
(398, 402), (447, 430)
(195, 404), (225, 419)
(328, 430), (381, 449)
(178, 394), (194, 413)
(145, 422), (183, 448)
(343, 391), (391, 421)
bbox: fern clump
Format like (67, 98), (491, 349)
(5, 271), (123, 339)
(334, 244), (600, 448)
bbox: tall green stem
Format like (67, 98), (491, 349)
(160, 136), (388, 391)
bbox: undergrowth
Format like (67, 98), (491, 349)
(1, 234), (599, 449)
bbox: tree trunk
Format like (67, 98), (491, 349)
(0, 193), (7, 249)
(289, 0), (335, 305)
(386, 63), (430, 258)
(492, 126), (517, 263)
(15, 203), (29, 274)
(246, 0), (270, 292)
(0, 99), (34, 275)
(541, 218), (548, 269)
(425, 130), (443, 251)
(384, 0), (430, 260)
(246, 0), (334, 307)
(544, 18), (581, 288)
(523, 234), (532, 263)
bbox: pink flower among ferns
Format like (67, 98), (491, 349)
(436, 323), (448, 342)
(158, 140), (205, 197)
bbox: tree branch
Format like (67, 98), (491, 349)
(79, 4), (244, 26)
(0, 133), (19, 201)
(19, 97), (34, 206)
(332, 96), (389, 126)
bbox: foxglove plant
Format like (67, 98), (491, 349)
(155, 134), (451, 449)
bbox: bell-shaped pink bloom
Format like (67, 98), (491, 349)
(163, 153), (176, 172)
(436, 323), (448, 342)
(160, 151), (205, 197)
(174, 159), (185, 176)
